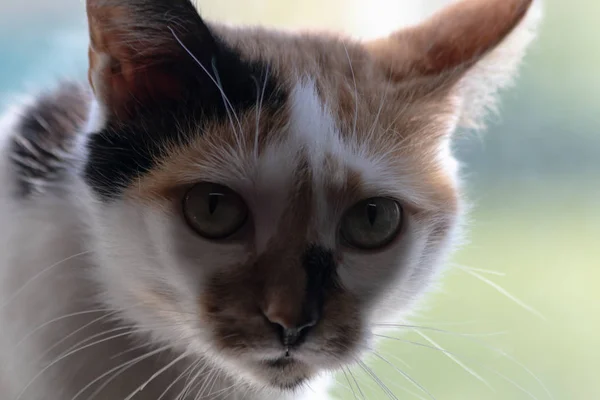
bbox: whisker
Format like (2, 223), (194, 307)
(407, 317), (488, 327)
(372, 352), (436, 400)
(16, 329), (140, 400)
(381, 352), (412, 370)
(342, 42), (359, 144)
(366, 69), (394, 145)
(203, 367), (223, 399)
(32, 312), (122, 371)
(55, 317), (191, 362)
(157, 359), (200, 400)
(372, 323), (507, 338)
(123, 351), (190, 400)
(457, 265), (506, 277)
(457, 265), (546, 320)
(57, 325), (134, 359)
(252, 64), (271, 160)
(168, 27), (243, 149)
(193, 367), (218, 400)
(373, 333), (542, 400)
(0, 250), (91, 312)
(109, 342), (153, 360)
(341, 367), (360, 400)
(208, 379), (243, 399)
(14, 308), (109, 350)
(173, 361), (205, 400)
(405, 326), (552, 400)
(357, 360), (399, 400)
(188, 365), (211, 400)
(73, 343), (174, 400)
(346, 366), (367, 399)
(415, 331), (493, 390)
(211, 58), (245, 150)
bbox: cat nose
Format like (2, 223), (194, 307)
(262, 305), (319, 347)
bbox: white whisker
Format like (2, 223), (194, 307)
(373, 323), (508, 338)
(458, 265), (546, 320)
(415, 331), (492, 390)
(0, 251), (91, 312)
(211, 58), (245, 151)
(342, 42), (359, 144)
(372, 352), (436, 400)
(17, 329), (139, 400)
(373, 333), (543, 400)
(346, 366), (366, 400)
(357, 360), (399, 400)
(168, 27), (244, 150)
(399, 325), (552, 400)
(15, 308), (109, 350)
(123, 351), (190, 400)
(457, 265), (506, 277)
(73, 343), (174, 400)
(252, 64), (271, 160)
(157, 359), (200, 400)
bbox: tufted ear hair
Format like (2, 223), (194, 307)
(366, 0), (542, 129)
(86, 0), (218, 120)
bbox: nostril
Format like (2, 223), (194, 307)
(262, 309), (318, 347)
(276, 323), (314, 348)
(296, 317), (318, 335)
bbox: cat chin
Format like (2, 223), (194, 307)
(192, 354), (311, 391)
(194, 343), (342, 392)
(253, 360), (315, 390)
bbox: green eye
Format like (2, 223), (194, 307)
(182, 183), (248, 239)
(340, 197), (403, 250)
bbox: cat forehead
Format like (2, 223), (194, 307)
(86, 0), (537, 207)
(87, 23), (459, 212)
(129, 74), (458, 215)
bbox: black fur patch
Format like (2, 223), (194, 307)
(83, 4), (286, 200)
(9, 83), (91, 198)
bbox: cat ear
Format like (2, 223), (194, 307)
(366, 0), (542, 129)
(86, 0), (216, 120)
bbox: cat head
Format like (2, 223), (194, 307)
(81, 0), (540, 391)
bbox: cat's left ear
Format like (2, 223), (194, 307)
(86, 0), (216, 120)
(366, 0), (542, 129)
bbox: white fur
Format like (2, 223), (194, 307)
(0, 76), (461, 400)
(0, 101), (325, 399)
(0, 78), (463, 400)
(0, 2), (538, 397)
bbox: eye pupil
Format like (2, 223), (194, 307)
(208, 192), (221, 215)
(183, 183), (248, 239)
(340, 197), (403, 250)
(366, 202), (377, 226)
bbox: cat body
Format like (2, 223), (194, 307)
(0, 1), (539, 399)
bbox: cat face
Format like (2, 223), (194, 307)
(81, 0), (538, 391)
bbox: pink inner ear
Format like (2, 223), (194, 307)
(367, 0), (533, 79)
(418, 0), (533, 75)
(86, 3), (189, 120)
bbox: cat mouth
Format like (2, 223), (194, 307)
(258, 356), (313, 389)
(264, 356), (297, 369)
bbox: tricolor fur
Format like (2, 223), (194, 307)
(0, 0), (540, 399)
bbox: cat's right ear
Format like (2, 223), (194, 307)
(366, 0), (541, 130)
(86, 0), (216, 120)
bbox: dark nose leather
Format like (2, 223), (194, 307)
(263, 305), (319, 347)
(260, 245), (334, 347)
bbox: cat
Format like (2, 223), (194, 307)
(0, 0), (540, 399)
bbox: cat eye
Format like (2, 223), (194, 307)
(340, 197), (403, 250)
(182, 183), (248, 239)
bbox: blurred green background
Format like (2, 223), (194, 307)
(1, 1), (597, 399)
